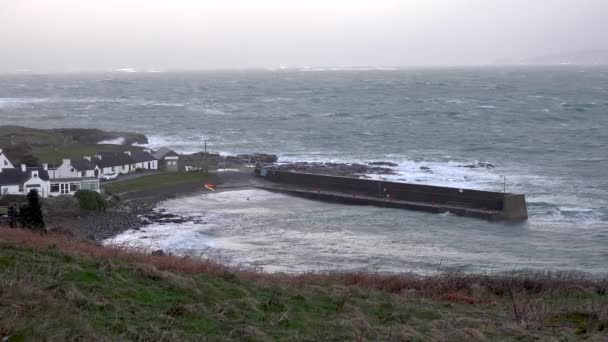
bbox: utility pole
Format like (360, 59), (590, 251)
(204, 139), (208, 174)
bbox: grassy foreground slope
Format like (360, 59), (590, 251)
(0, 229), (607, 341)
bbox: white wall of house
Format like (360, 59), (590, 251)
(49, 159), (100, 179)
(49, 179), (100, 196)
(0, 171), (50, 198)
(0, 149), (14, 170)
(101, 164), (132, 175)
(0, 185), (19, 195)
(50, 159), (79, 179)
(23, 171), (50, 198)
(83, 169), (98, 178)
(135, 160), (158, 170)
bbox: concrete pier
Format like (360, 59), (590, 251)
(255, 169), (528, 221)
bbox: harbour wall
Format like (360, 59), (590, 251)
(256, 169), (528, 221)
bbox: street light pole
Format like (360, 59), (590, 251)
(204, 139), (208, 174)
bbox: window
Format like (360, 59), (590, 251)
(70, 183), (80, 192)
(112, 166), (115, 172)
(51, 184), (60, 193)
(81, 181), (99, 191)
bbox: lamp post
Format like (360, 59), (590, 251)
(204, 139), (208, 174)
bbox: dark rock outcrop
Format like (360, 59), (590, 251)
(369, 161), (399, 167)
(54, 128), (148, 145)
(269, 162), (397, 177)
(459, 162), (495, 169)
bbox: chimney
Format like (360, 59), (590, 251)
(43, 163), (48, 171)
(83, 156), (91, 161)
(0, 148), (3, 154)
(21, 164), (26, 172)
(124, 151), (132, 156)
(95, 154), (102, 160)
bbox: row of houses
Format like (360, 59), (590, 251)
(0, 148), (180, 198)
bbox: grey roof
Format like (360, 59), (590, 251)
(71, 158), (97, 171)
(93, 152), (135, 168)
(131, 151), (157, 163)
(153, 147), (179, 159)
(0, 167), (49, 186)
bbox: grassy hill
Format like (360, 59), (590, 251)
(0, 228), (606, 341)
(0, 126), (148, 166)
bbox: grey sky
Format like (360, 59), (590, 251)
(1, 0), (607, 71)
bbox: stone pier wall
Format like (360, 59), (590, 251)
(258, 169), (528, 220)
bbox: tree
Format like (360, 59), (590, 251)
(19, 189), (45, 231)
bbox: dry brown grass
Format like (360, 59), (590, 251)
(1, 226), (606, 300)
(0, 227), (232, 276)
(1, 226), (607, 340)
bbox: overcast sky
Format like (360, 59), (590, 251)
(1, 0), (607, 72)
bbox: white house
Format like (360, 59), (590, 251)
(92, 152), (136, 175)
(48, 158), (101, 179)
(0, 164), (51, 198)
(131, 150), (158, 170)
(48, 177), (100, 196)
(0, 149), (14, 171)
(47, 159), (101, 196)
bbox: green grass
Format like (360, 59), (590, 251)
(102, 172), (216, 195)
(0, 239), (606, 341)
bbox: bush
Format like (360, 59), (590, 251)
(18, 189), (45, 231)
(74, 190), (108, 211)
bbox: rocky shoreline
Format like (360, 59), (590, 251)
(44, 178), (217, 242)
(46, 196), (167, 242)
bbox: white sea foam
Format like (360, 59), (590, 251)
(116, 68), (137, 73)
(445, 99), (468, 104)
(136, 135), (207, 154)
(202, 108), (228, 115)
(299, 67), (399, 72)
(277, 154), (506, 192)
(98, 137), (126, 145)
(0, 97), (51, 108)
(106, 187), (607, 274)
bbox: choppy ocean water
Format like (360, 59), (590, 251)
(1, 68), (607, 273)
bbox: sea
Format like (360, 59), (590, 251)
(1, 67), (607, 274)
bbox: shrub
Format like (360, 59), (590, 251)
(74, 190), (108, 211)
(18, 189), (45, 231)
